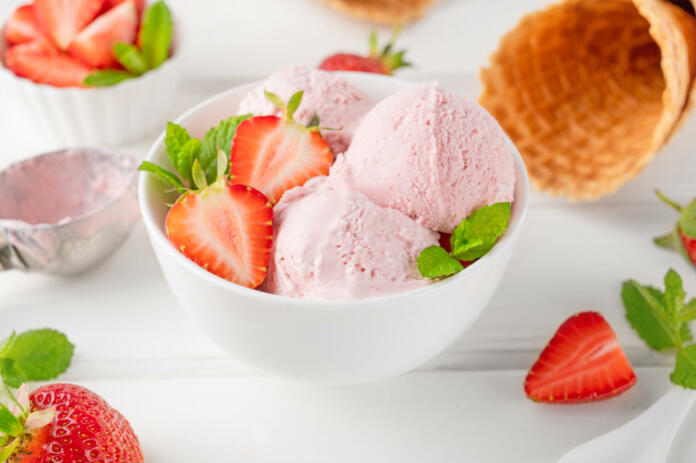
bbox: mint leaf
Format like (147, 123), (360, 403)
(679, 200), (696, 238)
(0, 404), (22, 436)
(113, 42), (148, 75)
(417, 246), (464, 278)
(622, 280), (682, 351)
(0, 329), (74, 388)
(164, 122), (192, 169)
(200, 114), (251, 182)
(681, 298), (696, 322)
(664, 269), (686, 318)
(671, 345), (696, 388)
(140, 0), (173, 69)
(451, 202), (511, 261)
(138, 161), (184, 189)
(175, 138), (201, 185)
(83, 70), (134, 87)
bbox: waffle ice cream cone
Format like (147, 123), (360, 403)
(319, 0), (435, 24)
(479, 0), (696, 200)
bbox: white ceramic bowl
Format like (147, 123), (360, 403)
(139, 73), (530, 385)
(0, 29), (181, 146)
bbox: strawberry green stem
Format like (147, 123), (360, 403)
(656, 190), (682, 212)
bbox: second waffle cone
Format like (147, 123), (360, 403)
(479, 0), (696, 200)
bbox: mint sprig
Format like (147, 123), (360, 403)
(0, 329), (74, 388)
(417, 202), (511, 278)
(139, 115), (251, 191)
(84, 1), (173, 87)
(623, 269), (696, 389)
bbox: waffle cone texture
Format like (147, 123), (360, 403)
(479, 0), (696, 200)
(319, 0), (435, 24)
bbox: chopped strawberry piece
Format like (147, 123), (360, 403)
(5, 4), (41, 45)
(67, 0), (137, 68)
(166, 183), (274, 288)
(34, 0), (105, 50)
(230, 116), (333, 204)
(5, 38), (93, 88)
(525, 311), (637, 404)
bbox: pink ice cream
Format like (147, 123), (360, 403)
(237, 65), (372, 155)
(335, 82), (515, 233)
(261, 176), (439, 300)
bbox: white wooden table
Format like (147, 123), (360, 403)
(3, 0), (696, 461)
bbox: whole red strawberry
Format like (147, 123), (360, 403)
(654, 190), (696, 267)
(0, 383), (143, 462)
(525, 311), (636, 404)
(318, 28), (410, 75)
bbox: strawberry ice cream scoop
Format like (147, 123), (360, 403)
(261, 177), (438, 300)
(237, 65), (372, 155)
(335, 82), (515, 233)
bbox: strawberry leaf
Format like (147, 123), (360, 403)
(623, 280), (682, 351)
(138, 161), (184, 189)
(83, 70), (134, 87)
(263, 90), (285, 111)
(191, 160), (208, 190)
(417, 246), (463, 278)
(664, 269), (686, 318)
(681, 299), (696, 322)
(679, 200), (696, 238)
(0, 404), (22, 436)
(139, 0), (173, 69)
(286, 91), (303, 120)
(164, 122), (192, 171)
(113, 42), (148, 75)
(671, 344), (696, 389)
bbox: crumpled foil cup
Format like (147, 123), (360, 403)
(0, 148), (139, 276)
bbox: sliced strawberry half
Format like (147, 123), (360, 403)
(230, 91), (332, 204)
(525, 311), (637, 404)
(5, 4), (41, 45)
(166, 183), (274, 288)
(68, 0), (137, 68)
(34, 0), (106, 50)
(5, 38), (93, 88)
(104, 0), (145, 14)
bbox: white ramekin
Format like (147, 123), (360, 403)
(0, 29), (182, 146)
(139, 72), (530, 385)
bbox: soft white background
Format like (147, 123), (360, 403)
(2, 0), (696, 462)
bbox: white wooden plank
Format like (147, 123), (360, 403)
(63, 368), (694, 463)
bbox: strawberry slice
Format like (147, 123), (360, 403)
(104, 0), (145, 14)
(525, 311), (637, 404)
(5, 4), (41, 45)
(5, 38), (93, 88)
(68, 0), (137, 68)
(230, 91), (332, 204)
(34, 0), (105, 50)
(166, 183), (274, 288)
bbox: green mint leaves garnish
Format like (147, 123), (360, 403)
(623, 269), (696, 389)
(140, 0), (173, 69)
(417, 246), (463, 278)
(84, 1), (173, 87)
(451, 202), (511, 260)
(417, 202), (511, 278)
(0, 329), (74, 388)
(83, 70), (134, 87)
(113, 42), (148, 75)
(139, 115), (251, 191)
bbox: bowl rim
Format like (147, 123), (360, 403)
(139, 72), (531, 307)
